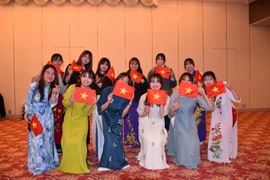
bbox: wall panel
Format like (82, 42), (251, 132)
(70, 2), (98, 70)
(152, 0), (178, 78)
(227, 2), (249, 108)
(178, 1), (203, 76)
(14, 2), (42, 114)
(98, 1), (125, 75)
(125, 3), (152, 76)
(250, 26), (270, 108)
(0, 3), (15, 115)
(43, 2), (70, 72)
(203, 2), (227, 80)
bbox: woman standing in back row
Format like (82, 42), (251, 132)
(124, 57), (148, 148)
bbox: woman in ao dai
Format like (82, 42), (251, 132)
(168, 72), (214, 169)
(24, 64), (60, 175)
(137, 73), (170, 170)
(203, 71), (241, 163)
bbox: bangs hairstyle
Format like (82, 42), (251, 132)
(155, 53), (166, 62)
(95, 57), (111, 75)
(202, 71), (217, 87)
(51, 53), (63, 62)
(128, 57), (143, 74)
(149, 73), (163, 85)
(113, 72), (131, 86)
(145, 73), (163, 106)
(184, 58), (195, 68)
(35, 64), (59, 102)
(76, 69), (95, 87)
(178, 72), (193, 83)
(77, 50), (93, 71)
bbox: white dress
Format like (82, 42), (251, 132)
(208, 88), (241, 163)
(137, 93), (170, 170)
(92, 95), (104, 161)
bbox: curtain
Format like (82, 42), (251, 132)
(1, 0), (158, 6)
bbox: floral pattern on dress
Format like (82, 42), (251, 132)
(209, 123), (223, 159)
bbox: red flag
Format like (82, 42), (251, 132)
(105, 67), (115, 82)
(30, 114), (43, 136)
(129, 70), (143, 84)
(113, 81), (135, 100)
(147, 89), (167, 105)
(179, 82), (198, 98)
(71, 60), (84, 72)
(194, 70), (203, 83)
(47, 61), (62, 75)
(73, 87), (96, 104)
(205, 81), (226, 98)
(155, 66), (171, 79)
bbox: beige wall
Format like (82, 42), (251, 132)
(0, 0), (269, 116)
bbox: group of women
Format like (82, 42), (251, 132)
(24, 50), (241, 175)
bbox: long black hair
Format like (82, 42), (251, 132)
(35, 64), (59, 102)
(95, 57), (111, 76)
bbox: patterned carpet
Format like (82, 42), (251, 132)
(0, 111), (269, 179)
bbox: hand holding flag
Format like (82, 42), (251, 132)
(147, 89), (167, 105)
(194, 70), (203, 83)
(129, 70), (143, 84)
(101, 67), (115, 83)
(73, 87), (96, 104)
(47, 61), (62, 75)
(155, 66), (171, 79)
(179, 82), (199, 98)
(112, 81), (135, 100)
(71, 60), (84, 72)
(30, 114), (43, 136)
(205, 81), (226, 98)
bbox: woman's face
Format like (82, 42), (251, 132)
(181, 75), (192, 84)
(100, 62), (109, 73)
(44, 67), (56, 85)
(203, 76), (215, 86)
(150, 77), (162, 90)
(52, 57), (63, 67)
(130, 61), (139, 71)
(80, 73), (94, 87)
(156, 59), (165, 66)
(81, 54), (90, 66)
(185, 62), (194, 73)
(119, 76), (129, 84)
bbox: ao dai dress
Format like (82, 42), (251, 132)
(97, 86), (129, 170)
(208, 88), (240, 163)
(169, 93), (212, 169)
(57, 84), (95, 174)
(25, 82), (59, 175)
(137, 93), (170, 170)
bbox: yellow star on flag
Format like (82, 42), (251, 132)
(153, 93), (160, 100)
(120, 87), (127, 95)
(198, 76), (201, 80)
(74, 66), (78, 69)
(212, 87), (219, 93)
(31, 121), (37, 128)
(186, 87), (192, 94)
(81, 92), (88, 100)
(111, 73), (114, 77)
(160, 70), (165, 75)
(132, 74), (138, 79)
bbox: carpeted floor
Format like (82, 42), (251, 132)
(0, 111), (269, 179)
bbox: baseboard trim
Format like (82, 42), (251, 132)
(237, 108), (270, 112)
(2, 115), (23, 119)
